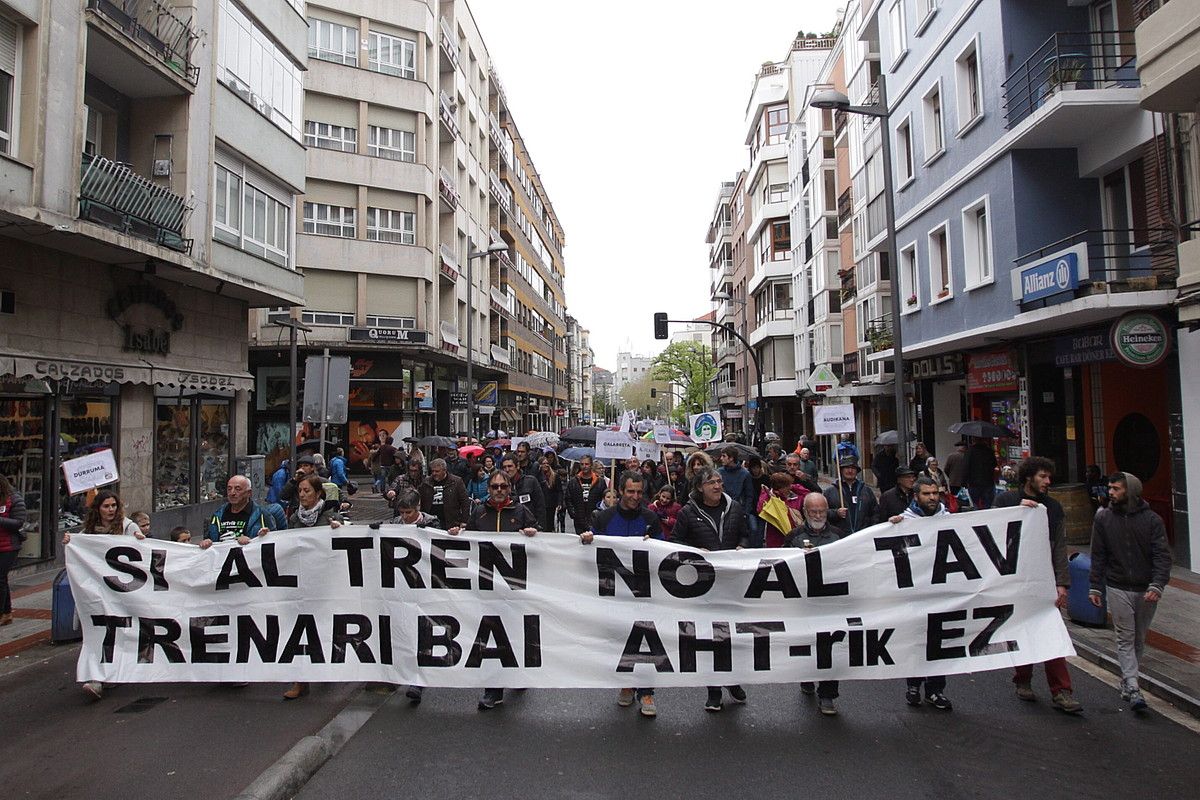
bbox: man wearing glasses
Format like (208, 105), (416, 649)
(448, 471), (538, 710)
(500, 455), (545, 528)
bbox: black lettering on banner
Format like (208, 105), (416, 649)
(149, 549), (169, 591)
(103, 546), (147, 592)
(931, 530), (982, 584)
(866, 629), (896, 665)
(279, 614), (326, 664)
(137, 617), (185, 664)
(524, 615), (542, 668)
(926, 610), (968, 660)
(237, 615), (280, 663)
(378, 615), (393, 665)
(596, 548), (651, 597)
(92, 615), (132, 663)
(215, 547), (264, 591)
(678, 621), (732, 672)
(190, 616), (230, 663)
(969, 605), (1018, 656)
(874, 534), (922, 588)
(805, 550), (849, 596)
(658, 552), (716, 599)
(478, 542), (528, 590)
(973, 522), (1022, 576)
(261, 543), (299, 587)
(744, 559), (801, 598)
(816, 630), (847, 669)
(616, 621), (675, 673)
(333, 537), (375, 587)
(464, 615), (518, 668)
(417, 615), (463, 667)
(381, 537), (425, 589)
(430, 538), (472, 590)
(848, 628), (864, 667)
(735, 621), (785, 670)
(331, 614), (375, 664)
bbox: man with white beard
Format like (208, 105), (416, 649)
(784, 492), (842, 715)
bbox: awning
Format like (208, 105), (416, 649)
(499, 407), (520, 424)
(440, 321), (460, 349)
(2, 351), (252, 392)
(490, 344), (511, 366)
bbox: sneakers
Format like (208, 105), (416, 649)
(478, 688), (504, 710)
(1129, 691), (1148, 712)
(1015, 682), (1037, 702)
(819, 697), (838, 716)
(905, 687), (922, 706)
(617, 688), (635, 707)
(82, 681), (103, 701)
(405, 685), (424, 704)
(704, 688), (723, 712)
(1051, 691), (1084, 714)
(926, 692), (953, 711)
(726, 685), (747, 704)
(799, 682), (816, 696)
(639, 695), (657, 718)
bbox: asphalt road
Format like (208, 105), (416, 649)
(298, 666), (1199, 800)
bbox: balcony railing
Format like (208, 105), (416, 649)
(1002, 30), (1140, 128)
(438, 17), (460, 72)
(78, 152), (193, 253)
(840, 267), (857, 304)
(87, 0), (199, 83)
(439, 91), (460, 140)
(438, 167), (459, 212)
(1013, 227), (1178, 307)
(837, 188), (853, 228)
(866, 313), (894, 352)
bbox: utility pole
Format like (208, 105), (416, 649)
(271, 317), (313, 472)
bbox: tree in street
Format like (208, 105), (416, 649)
(650, 341), (716, 424)
(620, 376), (670, 418)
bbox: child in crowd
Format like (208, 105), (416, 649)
(132, 511), (152, 539)
(170, 526), (193, 544)
(597, 490), (618, 511)
(648, 486), (681, 539)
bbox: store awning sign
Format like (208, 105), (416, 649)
(348, 327), (429, 345)
(1052, 332), (1115, 367)
(967, 350), (1018, 393)
(62, 449), (119, 495)
(1110, 313), (1170, 369)
(1014, 243), (1087, 304)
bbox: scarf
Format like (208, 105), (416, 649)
(296, 503), (322, 527)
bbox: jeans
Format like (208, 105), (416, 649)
(907, 675), (946, 695)
(0, 549), (18, 614)
(1013, 657), (1072, 694)
(1107, 586), (1159, 691)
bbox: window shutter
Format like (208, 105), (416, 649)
(0, 16), (18, 76)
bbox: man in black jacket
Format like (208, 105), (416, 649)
(995, 456), (1082, 714)
(564, 456), (607, 534)
(1088, 471), (1171, 711)
(822, 457), (879, 535)
(671, 465), (749, 712)
(876, 467), (916, 524)
(784, 492), (842, 714)
(500, 455), (545, 526)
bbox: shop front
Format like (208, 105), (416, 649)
(965, 349), (1029, 477)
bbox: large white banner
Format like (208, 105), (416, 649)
(67, 506), (1073, 686)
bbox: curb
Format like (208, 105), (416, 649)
(231, 687), (394, 800)
(1071, 637), (1200, 719)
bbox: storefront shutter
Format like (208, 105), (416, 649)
(0, 16), (17, 76)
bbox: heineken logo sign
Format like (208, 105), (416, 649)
(1110, 313), (1169, 369)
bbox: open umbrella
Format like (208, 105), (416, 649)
(949, 420), (1016, 439)
(486, 438), (511, 449)
(459, 444), (485, 458)
(484, 429), (509, 439)
(873, 430), (918, 446)
(560, 446), (602, 465)
(642, 429), (695, 447)
(706, 441), (760, 462)
(560, 426), (599, 443)
(417, 435), (457, 449)
(525, 431), (560, 449)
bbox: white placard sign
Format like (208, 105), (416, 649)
(635, 441), (661, 463)
(653, 424), (674, 444)
(813, 404), (856, 436)
(62, 449), (119, 495)
(595, 431), (635, 460)
(66, 507), (1075, 686)
(688, 411), (723, 443)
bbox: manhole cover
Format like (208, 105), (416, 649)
(114, 696), (169, 714)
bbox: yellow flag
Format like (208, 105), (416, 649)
(758, 495), (791, 534)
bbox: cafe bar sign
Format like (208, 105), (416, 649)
(348, 327), (429, 345)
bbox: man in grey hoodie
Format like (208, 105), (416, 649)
(1088, 472), (1172, 712)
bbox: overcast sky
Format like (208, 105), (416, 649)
(468, 0), (841, 370)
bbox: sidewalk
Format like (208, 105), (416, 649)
(1065, 550), (1200, 717)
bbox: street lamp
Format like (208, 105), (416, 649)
(466, 241), (509, 438)
(810, 77), (910, 461)
(710, 290), (765, 446)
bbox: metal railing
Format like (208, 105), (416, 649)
(87, 0), (199, 83)
(866, 312), (894, 352)
(438, 167), (459, 210)
(438, 17), (460, 71)
(439, 91), (460, 140)
(79, 152), (192, 252)
(1013, 227), (1178, 307)
(1002, 30), (1139, 128)
(837, 188), (853, 228)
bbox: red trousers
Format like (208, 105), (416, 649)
(1013, 657), (1072, 694)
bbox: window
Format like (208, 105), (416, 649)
(214, 159), (291, 266)
(304, 121), (357, 152)
(900, 242), (919, 311)
(922, 83), (944, 161)
(751, 102), (788, 159)
(219, 0), (304, 141)
(889, 0), (907, 64)
(955, 39), (983, 133)
(307, 18), (357, 66)
(368, 125), (415, 162)
(366, 207), (415, 244)
(0, 14), (17, 156)
(962, 197), (993, 288)
(368, 31), (416, 79)
(759, 220), (790, 263)
(366, 315), (416, 329)
(766, 182), (788, 204)
(84, 104), (103, 158)
(928, 223), (951, 300)
(896, 117), (914, 184)
(916, 0), (937, 30)
(154, 397), (232, 511)
(303, 202), (356, 238)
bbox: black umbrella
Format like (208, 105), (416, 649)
(949, 421), (1016, 439)
(417, 435), (457, 448)
(873, 430), (918, 446)
(560, 426), (599, 443)
(705, 441), (760, 462)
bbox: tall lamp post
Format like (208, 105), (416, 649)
(466, 241), (509, 439)
(810, 77), (909, 461)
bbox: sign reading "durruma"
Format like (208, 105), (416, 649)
(65, 506), (1072, 686)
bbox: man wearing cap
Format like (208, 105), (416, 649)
(822, 456), (878, 535)
(877, 466), (917, 524)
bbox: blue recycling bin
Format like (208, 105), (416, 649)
(1067, 552), (1107, 627)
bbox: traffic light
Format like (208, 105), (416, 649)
(653, 312), (668, 339)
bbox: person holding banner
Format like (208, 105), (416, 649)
(200, 476), (270, 549)
(784, 492), (842, 714)
(822, 457), (878, 535)
(499, 456), (545, 527)
(671, 466), (749, 712)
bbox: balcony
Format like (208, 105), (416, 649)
(489, 170), (511, 213)
(840, 267), (857, 304)
(439, 91), (460, 141)
(489, 113), (504, 146)
(438, 244), (460, 284)
(1178, 219), (1200, 325)
(490, 286), (515, 319)
(1002, 30), (1141, 129)
(749, 309), (794, 346)
(78, 153), (193, 253)
(1134, 0), (1200, 112)
(865, 313), (894, 354)
(86, 0), (199, 87)
(438, 17), (460, 74)
(438, 167), (459, 213)
(837, 188), (853, 230)
(842, 352), (860, 384)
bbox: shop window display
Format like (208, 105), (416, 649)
(0, 396), (47, 553)
(57, 397), (115, 530)
(155, 395), (231, 511)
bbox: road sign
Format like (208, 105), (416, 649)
(302, 355), (351, 424)
(807, 364), (841, 395)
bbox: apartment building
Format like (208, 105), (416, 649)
(565, 315), (594, 425)
(0, 0), (306, 561)
(708, 180), (745, 431)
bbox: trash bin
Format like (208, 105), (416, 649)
(51, 568), (82, 643)
(1067, 552), (1106, 627)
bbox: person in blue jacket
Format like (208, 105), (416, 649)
(329, 448), (349, 489)
(580, 470), (663, 718)
(716, 449), (755, 535)
(201, 475), (270, 547)
(267, 459), (290, 505)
